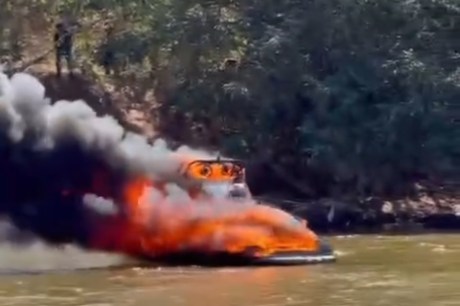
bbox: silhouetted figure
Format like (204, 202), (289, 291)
(54, 21), (78, 77)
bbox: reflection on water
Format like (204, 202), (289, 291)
(0, 234), (459, 306)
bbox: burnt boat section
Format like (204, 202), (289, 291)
(140, 240), (336, 267)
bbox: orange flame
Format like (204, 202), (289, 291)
(91, 177), (320, 259)
(185, 160), (243, 182)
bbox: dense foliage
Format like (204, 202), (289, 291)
(1, 0), (458, 198)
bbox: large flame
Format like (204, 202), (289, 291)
(91, 177), (320, 259)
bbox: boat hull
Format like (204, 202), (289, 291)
(142, 240), (336, 267)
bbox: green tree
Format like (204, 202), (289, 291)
(1, 0), (458, 199)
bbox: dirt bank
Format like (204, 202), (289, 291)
(35, 71), (460, 233)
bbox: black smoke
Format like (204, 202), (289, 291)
(0, 71), (213, 248)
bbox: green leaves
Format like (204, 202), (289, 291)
(1, 0), (457, 197)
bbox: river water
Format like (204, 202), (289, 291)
(0, 234), (458, 306)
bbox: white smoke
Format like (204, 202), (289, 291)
(0, 219), (130, 271)
(0, 71), (216, 190)
(83, 194), (119, 216)
(0, 73), (25, 141)
(0, 218), (34, 244)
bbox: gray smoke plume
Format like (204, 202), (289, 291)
(0, 71), (217, 247)
(0, 71), (307, 264)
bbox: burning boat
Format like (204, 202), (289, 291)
(176, 156), (252, 200)
(0, 71), (335, 267)
(101, 155), (337, 266)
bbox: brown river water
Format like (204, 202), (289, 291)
(0, 234), (458, 306)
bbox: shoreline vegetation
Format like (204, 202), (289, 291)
(1, 1), (458, 232)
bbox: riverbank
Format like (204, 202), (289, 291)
(255, 191), (460, 234)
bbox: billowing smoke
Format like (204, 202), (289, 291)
(0, 71), (320, 261)
(0, 71), (214, 247)
(0, 219), (129, 272)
